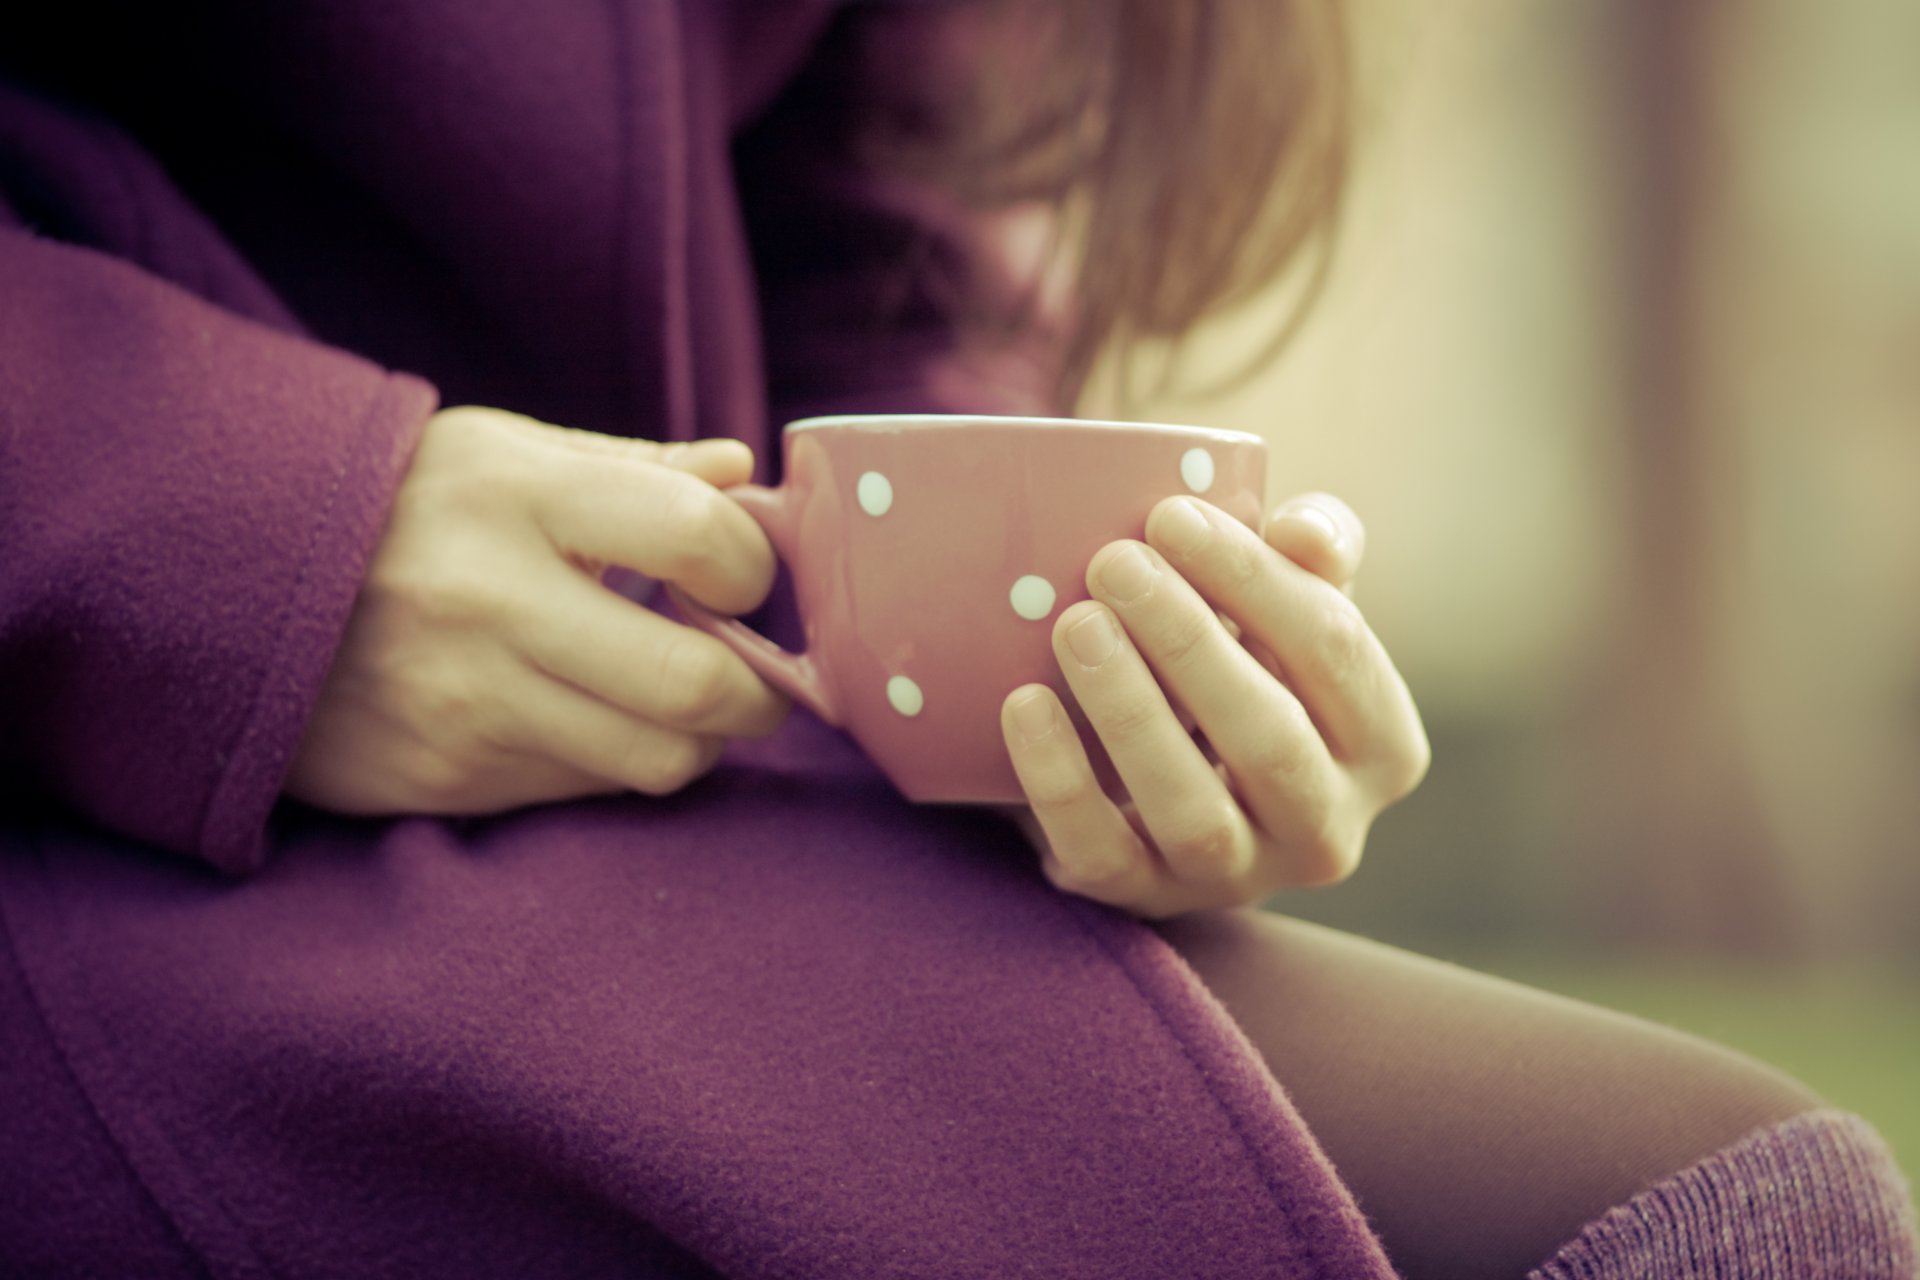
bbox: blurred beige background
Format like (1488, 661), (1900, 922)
(1091, 0), (1918, 1158)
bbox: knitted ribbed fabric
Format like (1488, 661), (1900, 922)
(1530, 1110), (1919, 1279)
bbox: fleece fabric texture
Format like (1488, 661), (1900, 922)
(1528, 1110), (1919, 1279)
(0, 3), (1397, 1277)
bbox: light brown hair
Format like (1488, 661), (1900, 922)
(874, 0), (1353, 406)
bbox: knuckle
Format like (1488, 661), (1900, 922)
(404, 667), (488, 741)
(1294, 823), (1365, 888)
(1092, 689), (1165, 744)
(656, 479), (730, 579)
(400, 746), (476, 811)
(1151, 605), (1217, 676)
(1281, 765), (1340, 839)
(415, 447), (536, 523)
(1309, 599), (1375, 686)
(404, 565), (513, 629)
(1387, 727), (1433, 797)
(1238, 716), (1316, 788)
(1212, 530), (1263, 593)
(1045, 850), (1131, 898)
(630, 733), (719, 795)
(1161, 807), (1246, 881)
(654, 636), (736, 726)
(1022, 761), (1101, 813)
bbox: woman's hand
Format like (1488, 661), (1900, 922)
(287, 406), (789, 816)
(1000, 493), (1428, 918)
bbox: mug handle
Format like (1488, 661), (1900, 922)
(664, 483), (843, 727)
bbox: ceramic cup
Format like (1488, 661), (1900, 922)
(671, 414), (1268, 804)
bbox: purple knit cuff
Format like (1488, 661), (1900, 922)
(1529, 1110), (1919, 1279)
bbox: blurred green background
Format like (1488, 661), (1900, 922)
(1095, 0), (1919, 1186)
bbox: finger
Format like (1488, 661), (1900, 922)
(1000, 685), (1163, 905)
(658, 438), (757, 489)
(437, 407), (754, 489)
(1084, 538), (1341, 852)
(1263, 492), (1365, 593)
(506, 667), (727, 796)
(568, 436), (755, 490)
(514, 569), (789, 738)
(596, 444), (752, 603)
(523, 414), (756, 486)
(1051, 600), (1258, 890)
(530, 456), (776, 615)
(1147, 496), (1421, 776)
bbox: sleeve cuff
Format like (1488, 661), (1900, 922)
(197, 370), (437, 875)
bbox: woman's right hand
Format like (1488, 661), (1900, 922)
(286, 406), (789, 816)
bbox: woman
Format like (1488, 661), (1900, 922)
(2, 2), (1912, 1276)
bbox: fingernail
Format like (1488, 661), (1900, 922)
(1010, 689), (1057, 742)
(1279, 502), (1344, 550)
(1156, 497), (1211, 559)
(1097, 543), (1156, 604)
(1066, 608), (1120, 667)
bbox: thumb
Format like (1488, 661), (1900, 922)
(1264, 492), (1366, 594)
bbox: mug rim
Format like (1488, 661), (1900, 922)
(783, 413), (1264, 446)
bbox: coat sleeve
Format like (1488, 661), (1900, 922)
(736, 2), (1075, 428)
(0, 84), (437, 875)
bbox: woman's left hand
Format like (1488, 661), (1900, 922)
(1000, 493), (1429, 918)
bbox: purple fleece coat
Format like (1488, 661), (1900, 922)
(0, 4), (1397, 1276)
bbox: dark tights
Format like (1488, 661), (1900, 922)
(1156, 911), (1822, 1279)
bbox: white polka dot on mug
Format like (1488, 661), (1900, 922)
(670, 414), (1267, 805)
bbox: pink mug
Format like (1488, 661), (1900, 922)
(672, 414), (1268, 804)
